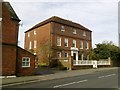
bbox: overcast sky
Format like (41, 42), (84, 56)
(5, 0), (119, 48)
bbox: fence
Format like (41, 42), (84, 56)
(51, 57), (111, 69)
(73, 60), (111, 67)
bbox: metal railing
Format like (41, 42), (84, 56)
(74, 60), (110, 65)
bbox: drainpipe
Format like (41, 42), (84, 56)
(16, 45), (18, 76)
(15, 23), (20, 77)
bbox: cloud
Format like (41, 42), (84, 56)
(7, 1), (118, 48)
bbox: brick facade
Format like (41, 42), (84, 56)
(2, 2), (35, 76)
(17, 47), (35, 76)
(2, 44), (17, 75)
(25, 16), (92, 66)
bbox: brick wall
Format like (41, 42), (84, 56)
(17, 47), (35, 76)
(24, 23), (51, 64)
(2, 44), (17, 75)
(52, 22), (92, 50)
(2, 2), (20, 76)
(2, 3), (19, 44)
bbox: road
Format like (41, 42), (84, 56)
(2, 68), (119, 88)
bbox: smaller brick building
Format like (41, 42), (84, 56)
(1, 2), (35, 76)
(17, 47), (35, 76)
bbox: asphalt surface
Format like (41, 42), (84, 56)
(2, 68), (119, 88)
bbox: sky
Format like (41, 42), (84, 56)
(4, 0), (119, 48)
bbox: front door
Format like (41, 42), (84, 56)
(73, 53), (76, 60)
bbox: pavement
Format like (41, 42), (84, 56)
(1, 67), (118, 86)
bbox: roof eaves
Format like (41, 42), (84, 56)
(4, 2), (21, 22)
(25, 16), (92, 33)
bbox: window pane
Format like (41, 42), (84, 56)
(22, 62), (25, 66)
(80, 41), (83, 49)
(34, 40), (37, 48)
(83, 31), (86, 36)
(73, 40), (76, 47)
(61, 26), (65, 31)
(22, 57), (30, 67)
(29, 41), (32, 49)
(26, 58), (29, 62)
(57, 37), (61, 46)
(57, 52), (61, 57)
(73, 29), (76, 34)
(64, 38), (68, 47)
(23, 58), (26, 61)
(65, 53), (68, 57)
(26, 62), (30, 66)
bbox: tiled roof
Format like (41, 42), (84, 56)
(25, 16), (92, 33)
(3, 2), (21, 21)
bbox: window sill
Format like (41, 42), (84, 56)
(57, 45), (61, 47)
(22, 66), (30, 68)
(80, 48), (83, 49)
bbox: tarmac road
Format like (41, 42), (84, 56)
(2, 67), (119, 88)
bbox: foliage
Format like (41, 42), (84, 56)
(37, 40), (52, 66)
(29, 49), (34, 54)
(90, 41), (120, 60)
(89, 49), (99, 60)
(59, 66), (67, 70)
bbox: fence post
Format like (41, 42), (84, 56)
(69, 56), (73, 70)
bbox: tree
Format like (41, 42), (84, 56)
(90, 41), (120, 61)
(89, 49), (99, 60)
(37, 40), (52, 66)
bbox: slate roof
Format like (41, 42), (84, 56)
(25, 16), (92, 33)
(3, 2), (21, 21)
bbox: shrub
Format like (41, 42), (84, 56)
(59, 66), (67, 70)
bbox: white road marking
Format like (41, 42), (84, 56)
(2, 82), (24, 87)
(53, 79), (88, 88)
(2, 80), (41, 87)
(105, 74), (116, 77)
(98, 76), (105, 78)
(98, 74), (116, 79)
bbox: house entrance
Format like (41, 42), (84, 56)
(73, 53), (76, 60)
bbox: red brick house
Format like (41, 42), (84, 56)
(1, 2), (35, 76)
(24, 16), (92, 66)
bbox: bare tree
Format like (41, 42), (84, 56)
(37, 40), (52, 66)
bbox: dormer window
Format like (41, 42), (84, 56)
(61, 26), (65, 32)
(83, 31), (86, 36)
(73, 29), (77, 34)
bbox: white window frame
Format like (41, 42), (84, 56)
(57, 37), (61, 46)
(72, 40), (76, 47)
(80, 41), (83, 49)
(64, 38), (68, 47)
(57, 52), (61, 58)
(34, 30), (36, 35)
(34, 40), (37, 48)
(83, 31), (86, 36)
(65, 52), (68, 57)
(86, 42), (89, 49)
(73, 29), (77, 34)
(28, 32), (30, 37)
(29, 41), (32, 49)
(61, 26), (65, 32)
(22, 57), (30, 68)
